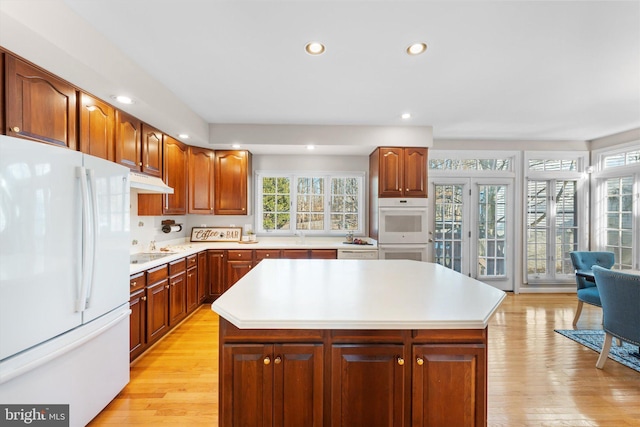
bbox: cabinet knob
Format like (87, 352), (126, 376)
(138, 162), (142, 166)
(416, 357), (424, 366)
(274, 356), (282, 364)
(266, 254), (270, 257)
(141, 296), (147, 301)
(11, 126), (20, 133)
(263, 356), (271, 365)
(397, 357), (405, 366)
(165, 285), (170, 289)
(131, 281), (137, 287)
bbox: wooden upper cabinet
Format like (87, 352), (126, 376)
(5, 55), (77, 149)
(372, 147), (428, 198)
(115, 110), (141, 171)
(214, 150), (252, 215)
(188, 146), (215, 214)
(79, 92), (115, 161)
(141, 123), (163, 177)
(163, 136), (188, 214)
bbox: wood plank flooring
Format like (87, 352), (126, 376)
(89, 293), (640, 426)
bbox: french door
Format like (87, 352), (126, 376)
(429, 178), (514, 291)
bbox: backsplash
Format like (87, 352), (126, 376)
(129, 189), (255, 253)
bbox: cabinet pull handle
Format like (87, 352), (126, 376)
(274, 356), (282, 364)
(416, 357), (424, 366)
(11, 126), (20, 133)
(397, 357), (404, 366)
(263, 356), (271, 365)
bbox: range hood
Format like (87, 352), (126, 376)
(129, 172), (174, 194)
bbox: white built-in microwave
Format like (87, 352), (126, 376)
(378, 198), (428, 244)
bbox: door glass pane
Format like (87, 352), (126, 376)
(604, 177), (634, 269)
(527, 180), (548, 277)
(434, 184), (464, 272)
(477, 185), (507, 277)
(555, 180), (578, 275)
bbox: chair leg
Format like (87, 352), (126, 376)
(572, 300), (584, 326)
(596, 332), (614, 369)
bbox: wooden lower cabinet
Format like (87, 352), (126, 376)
(208, 250), (226, 299)
(219, 319), (488, 427)
(129, 272), (147, 361)
(197, 251), (208, 303)
(146, 265), (170, 345)
(221, 343), (324, 427)
(331, 344), (407, 427)
(169, 259), (187, 327)
(186, 255), (199, 314)
(226, 250), (253, 290)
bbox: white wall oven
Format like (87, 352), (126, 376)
(377, 198), (428, 261)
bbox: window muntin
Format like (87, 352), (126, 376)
(603, 150), (640, 169)
(528, 159), (577, 171)
(257, 172), (364, 235)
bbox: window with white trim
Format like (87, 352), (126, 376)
(256, 172), (365, 235)
(592, 143), (640, 270)
(524, 152), (588, 283)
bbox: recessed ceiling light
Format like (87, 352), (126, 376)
(112, 95), (134, 104)
(232, 144), (241, 149)
(401, 113), (412, 120)
(406, 42), (427, 56)
(307, 145), (315, 150)
(305, 42), (325, 55)
(178, 134), (189, 139)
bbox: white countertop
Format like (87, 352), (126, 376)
(211, 259), (506, 330)
(129, 237), (377, 275)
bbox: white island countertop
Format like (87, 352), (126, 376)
(211, 259), (506, 330)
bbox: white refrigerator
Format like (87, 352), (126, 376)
(0, 135), (130, 426)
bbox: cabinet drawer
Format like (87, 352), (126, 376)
(130, 272), (146, 292)
(255, 249), (281, 262)
(169, 258), (187, 276)
(187, 254), (198, 269)
(227, 250), (253, 261)
(146, 264), (168, 284)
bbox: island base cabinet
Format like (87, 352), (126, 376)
(221, 343), (323, 427)
(412, 345), (486, 427)
(331, 345), (407, 427)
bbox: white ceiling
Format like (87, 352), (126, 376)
(2, 1), (640, 153)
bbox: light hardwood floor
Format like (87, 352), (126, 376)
(90, 293), (640, 426)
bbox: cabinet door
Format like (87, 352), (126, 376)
(378, 147), (404, 197)
(79, 92), (115, 161)
(208, 250), (226, 297)
(221, 344), (272, 427)
(189, 146), (215, 214)
(146, 278), (169, 344)
(115, 110), (141, 171)
(226, 260), (253, 290)
(255, 249), (281, 265)
(274, 344), (324, 427)
(129, 288), (147, 361)
(412, 344), (486, 427)
(186, 266), (199, 313)
(331, 344), (407, 427)
(163, 136), (188, 214)
(197, 251), (208, 302)
(214, 150), (251, 215)
(5, 55), (77, 149)
(169, 271), (187, 327)
(141, 123), (162, 177)
(403, 147), (428, 197)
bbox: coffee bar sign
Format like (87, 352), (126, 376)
(190, 227), (242, 242)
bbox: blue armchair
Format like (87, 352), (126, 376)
(569, 251), (615, 325)
(591, 266), (640, 369)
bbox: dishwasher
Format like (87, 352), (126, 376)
(337, 248), (379, 260)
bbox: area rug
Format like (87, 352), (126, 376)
(555, 329), (640, 373)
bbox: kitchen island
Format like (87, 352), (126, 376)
(212, 259), (506, 427)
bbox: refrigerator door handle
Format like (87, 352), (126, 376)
(77, 166), (91, 313)
(85, 169), (99, 309)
